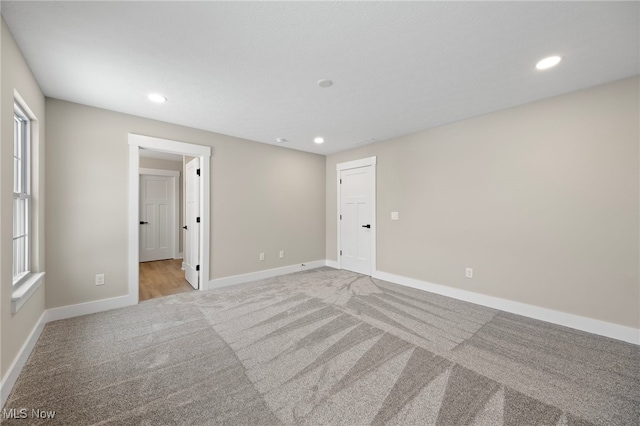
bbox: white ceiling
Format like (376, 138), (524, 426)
(2, 1), (638, 155)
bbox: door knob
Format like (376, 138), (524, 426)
(362, 224), (371, 228)
(139, 221), (148, 225)
(183, 225), (188, 230)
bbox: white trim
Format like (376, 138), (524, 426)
(326, 260), (339, 269)
(336, 156), (377, 275)
(199, 158), (211, 291)
(373, 270), (640, 345)
(210, 260), (326, 289)
(0, 312), (46, 408)
(44, 295), (134, 323)
(128, 144), (140, 305)
(175, 252), (183, 260)
(11, 272), (45, 314)
(370, 166), (377, 276)
(3, 260), (637, 408)
(2, 295), (133, 406)
(1, 259), (323, 404)
(138, 168), (180, 260)
(132, 134), (211, 157)
(336, 169), (340, 270)
(128, 134), (211, 302)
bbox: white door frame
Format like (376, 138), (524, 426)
(336, 156), (377, 274)
(128, 134), (211, 304)
(139, 168), (180, 260)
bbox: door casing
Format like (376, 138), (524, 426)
(128, 134), (211, 305)
(336, 156), (377, 275)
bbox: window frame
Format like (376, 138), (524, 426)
(13, 102), (31, 286)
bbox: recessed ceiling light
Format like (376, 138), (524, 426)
(317, 79), (333, 88)
(535, 56), (562, 70)
(148, 93), (167, 103)
(314, 137), (324, 144)
(276, 138), (287, 143)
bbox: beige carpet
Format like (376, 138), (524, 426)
(3, 267), (639, 425)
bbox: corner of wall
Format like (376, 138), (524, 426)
(1, 16), (47, 393)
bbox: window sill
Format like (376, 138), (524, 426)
(12, 272), (45, 314)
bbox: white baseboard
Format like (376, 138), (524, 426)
(3, 262), (636, 410)
(373, 270), (640, 345)
(45, 295), (135, 323)
(175, 252), (183, 260)
(3, 259), (331, 402)
(325, 260), (339, 269)
(209, 260), (327, 289)
(0, 311), (47, 408)
(1, 295), (135, 407)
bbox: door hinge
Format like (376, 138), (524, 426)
(196, 217), (200, 223)
(196, 265), (200, 271)
(340, 214), (342, 220)
(196, 168), (201, 176)
(340, 250), (342, 256)
(340, 178), (342, 184)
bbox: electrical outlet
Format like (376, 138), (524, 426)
(259, 253), (265, 261)
(391, 212), (399, 220)
(95, 274), (105, 286)
(465, 268), (473, 278)
(279, 250), (285, 259)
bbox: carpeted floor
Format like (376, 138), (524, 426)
(3, 267), (639, 425)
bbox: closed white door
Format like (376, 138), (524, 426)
(139, 174), (175, 262)
(340, 166), (373, 275)
(184, 158), (200, 289)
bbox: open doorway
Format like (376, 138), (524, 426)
(138, 150), (192, 301)
(128, 134), (212, 305)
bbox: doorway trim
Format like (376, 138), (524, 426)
(128, 134), (211, 305)
(336, 156), (377, 274)
(139, 168), (180, 260)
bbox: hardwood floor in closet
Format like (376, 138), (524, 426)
(139, 259), (194, 302)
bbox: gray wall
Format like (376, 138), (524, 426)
(327, 76), (639, 328)
(139, 157), (184, 254)
(45, 99), (326, 309)
(1, 19), (46, 379)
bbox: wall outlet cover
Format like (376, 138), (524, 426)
(95, 274), (105, 286)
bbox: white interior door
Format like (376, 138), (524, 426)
(184, 158), (200, 289)
(139, 174), (175, 262)
(340, 166), (373, 275)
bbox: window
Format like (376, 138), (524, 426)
(11, 97), (44, 314)
(13, 103), (30, 285)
